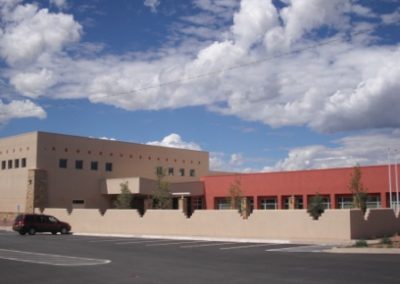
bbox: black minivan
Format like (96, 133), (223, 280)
(13, 214), (71, 235)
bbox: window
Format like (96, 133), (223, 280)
(1, 161), (5, 170)
(14, 159), (19, 168)
(366, 194), (381, 208)
(59, 159), (68, 169)
(193, 197), (204, 210)
(168, 167), (174, 176)
(156, 166), (163, 176)
(75, 160), (83, 170)
(216, 198), (230, 209)
(72, 199), (85, 208)
(190, 169), (196, 177)
(283, 196), (303, 209)
(336, 195), (353, 209)
(91, 161), (98, 171)
(260, 197), (278, 210)
(21, 158), (26, 168)
(179, 168), (185, 176)
(105, 162), (113, 172)
(8, 160), (12, 169)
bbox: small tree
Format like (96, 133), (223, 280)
(349, 165), (368, 213)
(114, 182), (133, 209)
(228, 176), (243, 212)
(307, 193), (325, 220)
(152, 168), (172, 209)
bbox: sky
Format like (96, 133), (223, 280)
(0, 0), (400, 173)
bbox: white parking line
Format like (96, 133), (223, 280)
(181, 242), (234, 248)
(220, 243), (276, 250)
(266, 245), (333, 252)
(146, 241), (208, 247)
(0, 249), (111, 266)
(116, 239), (173, 245)
(89, 238), (139, 243)
(66, 237), (106, 241)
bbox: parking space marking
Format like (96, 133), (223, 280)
(220, 243), (276, 250)
(0, 249), (111, 266)
(181, 242), (234, 248)
(88, 238), (139, 243)
(116, 239), (173, 245)
(266, 245), (334, 253)
(146, 240), (208, 247)
(66, 236), (107, 241)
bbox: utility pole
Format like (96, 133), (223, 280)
(388, 148), (393, 209)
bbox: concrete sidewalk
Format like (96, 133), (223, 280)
(328, 247), (400, 254)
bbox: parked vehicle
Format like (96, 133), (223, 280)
(12, 214), (71, 235)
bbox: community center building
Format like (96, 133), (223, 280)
(0, 131), (397, 216)
(0, 131), (209, 215)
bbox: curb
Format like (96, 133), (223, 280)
(327, 247), (400, 254)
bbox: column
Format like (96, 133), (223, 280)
(178, 196), (188, 217)
(381, 192), (388, 209)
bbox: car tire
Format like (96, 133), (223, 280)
(51, 231), (57, 235)
(28, 227), (36, 235)
(60, 227), (69, 234)
(19, 230), (26, 235)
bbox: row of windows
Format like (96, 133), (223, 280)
(156, 166), (196, 177)
(215, 194), (383, 210)
(1, 158), (27, 170)
(59, 159), (113, 172)
(44, 147), (202, 165)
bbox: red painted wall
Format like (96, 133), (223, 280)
(202, 165), (394, 209)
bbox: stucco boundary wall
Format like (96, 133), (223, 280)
(38, 208), (400, 242)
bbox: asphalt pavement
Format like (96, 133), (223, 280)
(0, 230), (399, 284)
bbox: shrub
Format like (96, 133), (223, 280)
(380, 236), (393, 246)
(354, 239), (368, 247)
(307, 193), (325, 220)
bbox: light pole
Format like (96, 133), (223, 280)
(395, 150), (400, 212)
(388, 148), (393, 209)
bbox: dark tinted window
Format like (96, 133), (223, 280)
(75, 160), (83, 170)
(59, 159), (67, 168)
(21, 158), (27, 168)
(105, 162), (113, 172)
(1, 161), (5, 170)
(25, 215), (35, 222)
(91, 161), (98, 171)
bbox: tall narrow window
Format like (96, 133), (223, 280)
(91, 161), (98, 171)
(190, 169), (196, 177)
(8, 160), (12, 169)
(105, 162), (113, 172)
(156, 166), (163, 176)
(1, 161), (6, 170)
(21, 158), (27, 168)
(14, 159), (19, 168)
(59, 159), (68, 169)
(179, 168), (185, 176)
(168, 167), (174, 176)
(75, 160), (83, 170)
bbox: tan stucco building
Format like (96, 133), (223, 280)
(0, 132), (209, 215)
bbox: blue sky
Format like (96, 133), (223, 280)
(0, 0), (400, 172)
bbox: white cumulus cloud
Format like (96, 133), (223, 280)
(0, 99), (46, 124)
(270, 131), (400, 171)
(147, 133), (202, 151)
(0, 1), (81, 66)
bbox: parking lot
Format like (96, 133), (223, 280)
(1, 230), (399, 284)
